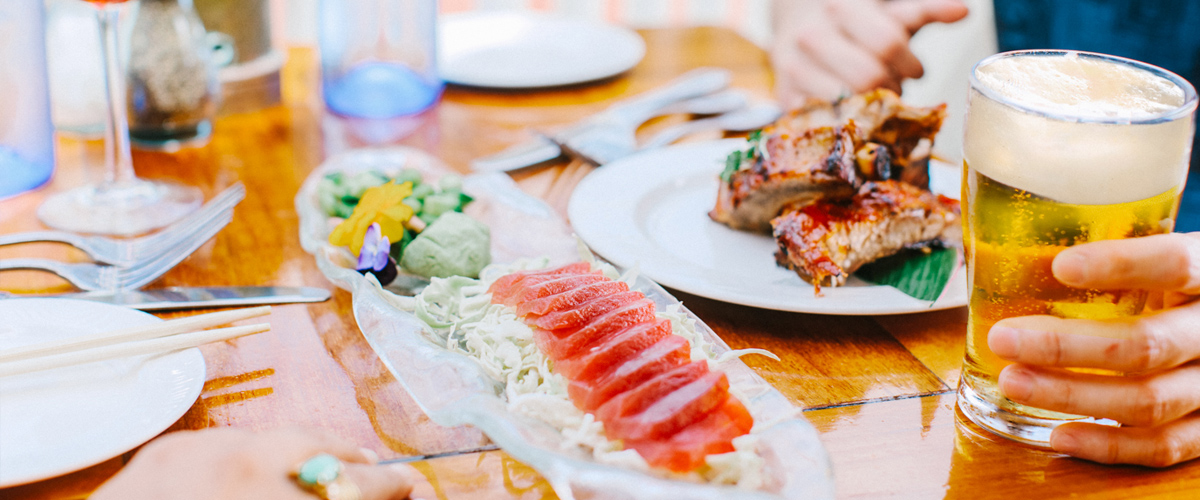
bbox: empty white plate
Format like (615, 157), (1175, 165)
(0, 299), (205, 486)
(439, 11), (646, 88)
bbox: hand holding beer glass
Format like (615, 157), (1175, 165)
(957, 50), (1200, 465)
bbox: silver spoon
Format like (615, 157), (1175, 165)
(640, 102), (784, 150)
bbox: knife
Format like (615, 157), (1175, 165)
(471, 67), (732, 172)
(7, 286), (332, 311)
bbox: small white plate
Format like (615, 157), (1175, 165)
(0, 299), (205, 486)
(438, 11), (646, 88)
(568, 139), (968, 315)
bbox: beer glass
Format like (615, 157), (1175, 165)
(957, 50), (1197, 446)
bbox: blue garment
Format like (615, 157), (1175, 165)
(993, 0), (1200, 231)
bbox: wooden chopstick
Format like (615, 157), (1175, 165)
(0, 306), (271, 363)
(0, 323), (271, 377)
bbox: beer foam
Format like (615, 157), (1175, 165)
(975, 52), (1185, 121)
(966, 53), (1193, 205)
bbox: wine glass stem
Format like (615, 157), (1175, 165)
(96, 5), (136, 188)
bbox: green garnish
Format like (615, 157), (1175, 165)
(720, 129), (768, 183)
(721, 150), (742, 182)
(855, 247), (958, 302)
(318, 171), (472, 221)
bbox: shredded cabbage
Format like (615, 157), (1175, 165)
(376, 257), (769, 488)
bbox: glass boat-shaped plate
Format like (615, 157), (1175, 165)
(296, 147), (835, 500)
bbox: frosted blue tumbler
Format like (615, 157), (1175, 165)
(319, 0), (443, 119)
(0, 0), (56, 199)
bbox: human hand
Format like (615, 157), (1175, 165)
(771, 0), (968, 107)
(91, 427), (417, 500)
(987, 232), (1200, 467)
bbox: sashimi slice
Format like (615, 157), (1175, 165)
(553, 319), (671, 381)
(595, 360), (709, 423)
(623, 398), (754, 472)
(504, 274), (608, 307)
(530, 291), (645, 331)
(516, 281), (629, 318)
(601, 371), (730, 442)
(488, 262), (592, 302)
(567, 335), (690, 411)
(533, 299), (656, 359)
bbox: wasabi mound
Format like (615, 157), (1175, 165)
(400, 212), (491, 278)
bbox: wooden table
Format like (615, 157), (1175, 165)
(3, 27), (1198, 500)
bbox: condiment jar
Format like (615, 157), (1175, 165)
(126, 0), (233, 150)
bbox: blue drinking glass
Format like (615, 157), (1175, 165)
(319, 0), (443, 119)
(0, 0), (56, 199)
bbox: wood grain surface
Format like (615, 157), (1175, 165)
(3, 27), (1199, 500)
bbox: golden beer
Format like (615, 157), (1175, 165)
(958, 51), (1197, 445)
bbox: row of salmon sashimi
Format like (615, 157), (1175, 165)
(488, 262), (754, 472)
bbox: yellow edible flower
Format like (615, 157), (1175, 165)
(329, 181), (414, 256)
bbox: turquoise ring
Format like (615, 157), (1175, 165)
(294, 453), (363, 500)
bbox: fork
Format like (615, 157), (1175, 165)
(0, 210), (233, 291)
(0, 183), (245, 267)
(557, 68), (732, 165)
(638, 101), (783, 150)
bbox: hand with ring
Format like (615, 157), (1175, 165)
(91, 427), (417, 500)
(989, 233), (1200, 467)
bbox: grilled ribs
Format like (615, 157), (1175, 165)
(710, 89), (946, 232)
(772, 180), (961, 293)
(710, 123), (864, 232)
(777, 88), (945, 185)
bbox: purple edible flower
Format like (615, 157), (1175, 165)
(356, 223), (390, 271)
(356, 223), (398, 285)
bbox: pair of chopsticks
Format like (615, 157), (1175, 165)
(0, 306), (272, 377)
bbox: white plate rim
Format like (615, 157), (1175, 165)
(0, 298), (205, 487)
(437, 11), (646, 88)
(567, 139), (969, 315)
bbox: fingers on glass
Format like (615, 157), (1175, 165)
(1000, 363), (1200, 428)
(1052, 414), (1200, 467)
(1053, 233), (1200, 293)
(991, 308), (1200, 373)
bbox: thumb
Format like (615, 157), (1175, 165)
(884, 0), (969, 34)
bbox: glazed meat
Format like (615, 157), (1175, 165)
(710, 89), (946, 232)
(772, 180), (961, 293)
(710, 123), (864, 232)
(776, 89), (945, 185)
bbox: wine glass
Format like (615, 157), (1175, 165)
(38, 0), (202, 236)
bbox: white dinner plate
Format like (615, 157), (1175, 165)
(0, 299), (205, 486)
(568, 139), (969, 315)
(438, 11), (646, 88)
